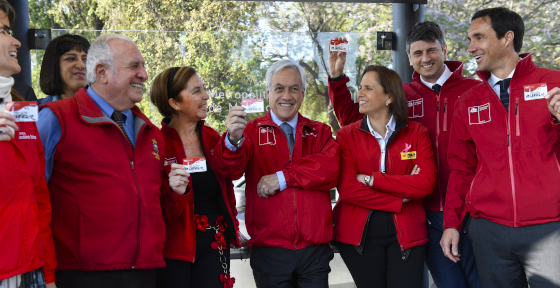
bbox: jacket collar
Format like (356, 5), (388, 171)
(476, 53), (534, 85)
(412, 60), (466, 85)
(358, 114), (407, 146)
(256, 110), (314, 129)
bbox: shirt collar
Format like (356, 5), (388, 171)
(270, 110), (298, 131)
(87, 86), (133, 120)
(367, 114), (395, 140)
(420, 64), (453, 89)
(489, 69), (515, 87)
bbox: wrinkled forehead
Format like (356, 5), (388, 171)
(110, 39), (144, 64)
(271, 67), (302, 87)
(409, 39), (443, 52)
(468, 17), (493, 37)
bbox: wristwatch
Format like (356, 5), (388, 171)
(364, 175), (371, 186)
(229, 135), (244, 148)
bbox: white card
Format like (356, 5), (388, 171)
(5, 101), (38, 122)
(330, 40), (349, 52)
(242, 98), (265, 113)
(524, 83), (547, 101)
(183, 157), (207, 173)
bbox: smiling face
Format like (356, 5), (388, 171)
(358, 71), (392, 116)
(59, 49), (87, 95)
(104, 40), (148, 109)
(0, 10), (21, 77)
(173, 74), (209, 121)
(266, 68), (305, 122)
(467, 17), (511, 72)
(408, 40), (447, 83)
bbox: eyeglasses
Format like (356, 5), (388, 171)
(0, 26), (13, 37)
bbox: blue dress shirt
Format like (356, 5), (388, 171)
(225, 110), (298, 191)
(38, 86), (135, 182)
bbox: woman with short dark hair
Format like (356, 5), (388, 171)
(332, 65), (437, 288)
(38, 34), (90, 105)
(0, 1), (56, 288)
(150, 66), (247, 288)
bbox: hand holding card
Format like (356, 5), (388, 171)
(183, 157), (207, 173)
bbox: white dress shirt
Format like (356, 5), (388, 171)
(420, 64), (453, 91)
(366, 114), (396, 173)
(225, 111), (298, 191)
(488, 69), (515, 97)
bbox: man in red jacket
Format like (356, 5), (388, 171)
(440, 7), (560, 288)
(328, 22), (481, 288)
(215, 59), (340, 288)
(37, 34), (189, 288)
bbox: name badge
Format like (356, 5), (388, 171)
(183, 157), (207, 173)
(330, 39), (349, 52)
(401, 151), (417, 160)
(242, 98), (264, 113)
(5, 101), (38, 122)
(523, 83), (547, 101)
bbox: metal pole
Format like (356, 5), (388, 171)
(8, 0), (31, 86)
(392, 3), (425, 84)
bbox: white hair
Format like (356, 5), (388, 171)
(265, 59), (307, 91)
(86, 34), (136, 85)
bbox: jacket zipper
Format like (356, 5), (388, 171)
(435, 95), (443, 211)
(130, 161), (142, 268)
(387, 148), (404, 250)
(290, 126), (297, 249)
(487, 81), (518, 226)
(515, 98), (520, 136)
(443, 98), (448, 132)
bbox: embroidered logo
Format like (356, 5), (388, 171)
(164, 157), (177, 166)
(18, 132), (37, 140)
(302, 131), (317, 138)
(468, 103), (491, 125)
(259, 127), (276, 146)
(152, 139), (160, 160)
(408, 98), (424, 118)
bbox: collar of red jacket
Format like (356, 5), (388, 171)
(73, 87), (152, 126)
(412, 60), (465, 84)
(476, 53), (535, 85)
(358, 114), (407, 146)
(161, 118), (206, 140)
(256, 110), (314, 128)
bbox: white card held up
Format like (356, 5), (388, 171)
(242, 98), (265, 113)
(5, 101), (38, 122)
(330, 39), (349, 53)
(183, 157), (207, 173)
(524, 83), (547, 101)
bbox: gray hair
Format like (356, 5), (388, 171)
(265, 59), (306, 91)
(405, 21), (447, 54)
(86, 34), (136, 85)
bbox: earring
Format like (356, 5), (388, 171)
(175, 107), (180, 111)
(385, 102), (389, 106)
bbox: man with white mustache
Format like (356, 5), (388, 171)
(36, 34), (186, 288)
(328, 22), (482, 288)
(440, 7), (560, 288)
(216, 59), (340, 288)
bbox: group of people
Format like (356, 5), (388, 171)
(2, 0), (560, 287)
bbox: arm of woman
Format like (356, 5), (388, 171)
(336, 129), (404, 213)
(160, 164), (191, 222)
(369, 125), (437, 200)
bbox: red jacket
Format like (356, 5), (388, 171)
(160, 119), (240, 263)
(333, 116), (437, 250)
(328, 61), (480, 211)
(444, 54), (560, 230)
(0, 122), (56, 282)
(42, 89), (167, 271)
(214, 111), (340, 249)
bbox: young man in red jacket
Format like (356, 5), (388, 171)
(328, 22), (481, 288)
(440, 7), (560, 288)
(215, 59), (340, 288)
(37, 34), (189, 288)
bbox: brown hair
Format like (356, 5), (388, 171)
(149, 66), (197, 118)
(0, 0), (16, 26)
(10, 89), (23, 101)
(361, 65), (408, 124)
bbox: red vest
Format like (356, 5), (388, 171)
(43, 88), (166, 271)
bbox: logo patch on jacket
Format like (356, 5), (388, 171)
(18, 132), (37, 140)
(408, 98), (424, 118)
(468, 103), (491, 125)
(401, 143), (416, 160)
(259, 127), (276, 146)
(152, 139), (160, 160)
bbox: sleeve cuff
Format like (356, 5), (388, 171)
(225, 133), (243, 151)
(276, 171), (287, 191)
